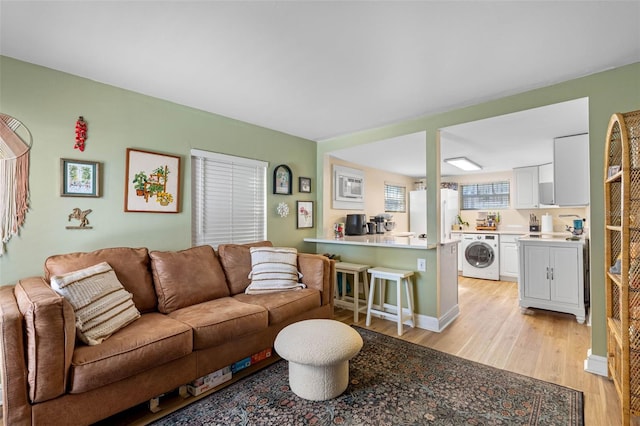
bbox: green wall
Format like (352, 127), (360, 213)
(314, 62), (640, 358)
(0, 56), (318, 284)
(2, 54), (639, 359)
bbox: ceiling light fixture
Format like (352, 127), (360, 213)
(444, 157), (482, 171)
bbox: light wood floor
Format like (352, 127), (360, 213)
(333, 276), (629, 426)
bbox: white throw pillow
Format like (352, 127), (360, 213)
(245, 247), (305, 294)
(50, 261), (140, 345)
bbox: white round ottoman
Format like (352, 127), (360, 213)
(274, 319), (363, 401)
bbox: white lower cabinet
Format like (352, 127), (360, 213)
(451, 233), (463, 272)
(499, 234), (522, 280)
(517, 238), (588, 323)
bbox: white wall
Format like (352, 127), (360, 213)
(322, 155), (415, 235)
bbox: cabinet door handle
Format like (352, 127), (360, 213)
(546, 267), (550, 280)
(550, 267), (554, 280)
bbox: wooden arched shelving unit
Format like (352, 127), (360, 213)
(604, 109), (640, 425)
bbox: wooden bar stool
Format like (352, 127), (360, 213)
(366, 267), (415, 336)
(334, 262), (370, 322)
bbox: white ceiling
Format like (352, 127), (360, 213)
(330, 97), (589, 178)
(1, 1), (638, 145)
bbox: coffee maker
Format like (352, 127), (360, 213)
(371, 216), (385, 234)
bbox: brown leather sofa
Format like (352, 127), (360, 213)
(0, 242), (334, 425)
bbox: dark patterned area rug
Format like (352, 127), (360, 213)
(153, 326), (583, 425)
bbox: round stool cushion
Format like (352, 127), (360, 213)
(274, 319), (363, 400)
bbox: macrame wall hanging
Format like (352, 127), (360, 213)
(0, 113), (32, 255)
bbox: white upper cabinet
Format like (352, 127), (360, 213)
(513, 166), (539, 209)
(538, 162), (555, 206)
(553, 134), (590, 206)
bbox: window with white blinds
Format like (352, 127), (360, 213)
(460, 181), (510, 210)
(384, 183), (406, 212)
(191, 149), (267, 248)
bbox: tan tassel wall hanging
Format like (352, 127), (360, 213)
(0, 114), (32, 255)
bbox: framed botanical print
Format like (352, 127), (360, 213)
(297, 201), (314, 229)
(125, 148), (181, 213)
(60, 158), (101, 197)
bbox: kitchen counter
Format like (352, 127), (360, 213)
(453, 228), (586, 240)
(517, 234), (588, 245)
(452, 228), (528, 235)
(304, 234), (437, 250)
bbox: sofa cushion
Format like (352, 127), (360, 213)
(233, 288), (321, 325)
(68, 312), (192, 394)
(217, 241), (273, 295)
(15, 277), (76, 403)
(150, 245), (230, 314)
(245, 247), (304, 294)
(168, 297), (268, 350)
(50, 262), (141, 345)
(44, 247), (157, 313)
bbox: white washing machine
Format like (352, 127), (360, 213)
(462, 234), (500, 280)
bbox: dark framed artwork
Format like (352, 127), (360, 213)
(273, 164), (292, 195)
(60, 158), (101, 197)
(125, 148), (181, 213)
(299, 176), (311, 193)
(297, 201), (314, 229)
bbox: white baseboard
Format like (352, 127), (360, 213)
(415, 305), (460, 332)
(367, 302), (460, 333)
(584, 348), (608, 377)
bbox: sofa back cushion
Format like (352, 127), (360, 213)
(217, 241), (273, 295)
(15, 277), (76, 403)
(150, 245), (229, 314)
(45, 247), (157, 313)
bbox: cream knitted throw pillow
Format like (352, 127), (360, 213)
(245, 247), (305, 294)
(50, 261), (140, 345)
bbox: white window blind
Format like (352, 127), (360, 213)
(191, 149), (267, 248)
(461, 181), (510, 210)
(384, 183), (406, 212)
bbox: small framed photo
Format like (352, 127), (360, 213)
(273, 164), (292, 195)
(296, 201), (314, 229)
(60, 158), (100, 197)
(608, 165), (621, 178)
(299, 176), (311, 193)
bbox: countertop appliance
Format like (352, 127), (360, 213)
(462, 233), (500, 280)
(371, 215), (386, 234)
(366, 222), (376, 234)
(345, 214), (366, 235)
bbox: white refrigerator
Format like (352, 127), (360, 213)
(409, 189), (459, 242)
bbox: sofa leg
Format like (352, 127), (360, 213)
(149, 396), (161, 413)
(179, 385), (188, 398)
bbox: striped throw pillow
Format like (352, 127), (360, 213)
(50, 261), (140, 345)
(245, 247), (305, 294)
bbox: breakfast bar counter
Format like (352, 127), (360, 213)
(304, 234), (436, 250)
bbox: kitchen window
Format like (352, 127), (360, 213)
(191, 149), (267, 248)
(384, 183), (406, 212)
(461, 181), (510, 210)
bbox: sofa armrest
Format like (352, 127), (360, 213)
(0, 285), (31, 425)
(297, 254), (335, 306)
(14, 277), (76, 404)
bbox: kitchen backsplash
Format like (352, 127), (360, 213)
(458, 207), (589, 233)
